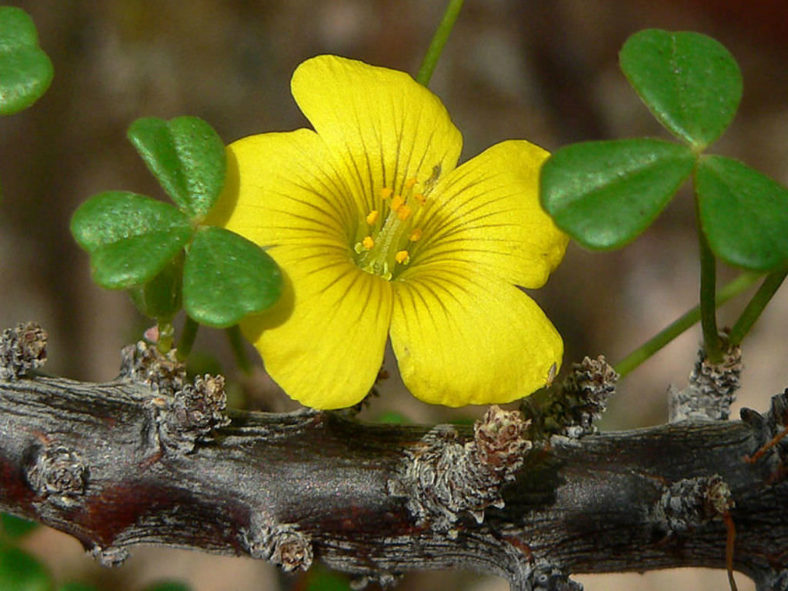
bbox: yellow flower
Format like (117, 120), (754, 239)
(209, 55), (568, 409)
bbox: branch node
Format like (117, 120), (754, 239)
(119, 341), (186, 395)
(88, 544), (129, 568)
(349, 572), (400, 590)
(388, 406), (530, 532)
(157, 374), (231, 454)
(670, 341), (742, 422)
(522, 355), (617, 438)
(0, 322), (47, 380)
(241, 521), (313, 572)
(654, 474), (734, 535)
(515, 560), (583, 591)
(25, 444), (88, 508)
(743, 390), (788, 471)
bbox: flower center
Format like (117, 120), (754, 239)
(354, 165), (440, 279)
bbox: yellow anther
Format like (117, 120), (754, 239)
(362, 236), (375, 250)
(391, 194), (405, 212)
(397, 204), (412, 221)
(409, 228), (423, 242)
(413, 193), (426, 205)
(380, 187), (393, 200)
(395, 250), (410, 264)
(366, 210), (379, 225)
(405, 177), (418, 189)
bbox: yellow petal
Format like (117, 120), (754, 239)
(207, 128), (360, 249)
(412, 140), (568, 289)
(390, 263), (562, 407)
(208, 128), (392, 409)
(291, 55), (462, 215)
(243, 246), (393, 409)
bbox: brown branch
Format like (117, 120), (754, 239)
(1, 369), (788, 590)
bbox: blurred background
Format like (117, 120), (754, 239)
(1, 0), (787, 590)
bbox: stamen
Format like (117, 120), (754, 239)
(409, 228), (423, 242)
(366, 210), (379, 225)
(397, 204), (412, 221)
(391, 195), (405, 212)
(380, 187), (393, 200)
(405, 177), (418, 189)
(395, 250), (410, 265)
(413, 193), (426, 205)
(362, 236), (375, 250)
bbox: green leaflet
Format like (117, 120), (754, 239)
(620, 29), (742, 150)
(183, 227), (283, 327)
(0, 7), (53, 115)
(540, 138), (695, 249)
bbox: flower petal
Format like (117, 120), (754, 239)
(291, 55), (462, 216)
(412, 140), (568, 289)
(390, 263), (562, 407)
(207, 128), (360, 249)
(243, 246), (393, 409)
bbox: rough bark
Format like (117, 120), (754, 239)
(1, 368), (787, 591)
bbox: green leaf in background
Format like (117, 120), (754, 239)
(0, 547), (52, 591)
(540, 138), (695, 249)
(141, 582), (191, 591)
(619, 29), (742, 150)
(57, 584), (98, 591)
(183, 227), (282, 327)
(127, 117), (226, 220)
(0, 7), (53, 115)
(129, 255), (183, 320)
(305, 566), (351, 591)
(71, 192), (193, 289)
(0, 514), (38, 540)
(696, 155), (788, 271)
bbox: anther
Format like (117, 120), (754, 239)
(405, 177), (418, 189)
(380, 187), (393, 200)
(395, 250), (410, 265)
(391, 195), (405, 212)
(397, 204), (412, 221)
(366, 210), (379, 225)
(409, 228), (423, 242)
(413, 193), (426, 205)
(362, 236), (375, 250)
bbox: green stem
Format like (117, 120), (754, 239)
(415, 0), (464, 86)
(227, 325), (252, 375)
(176, 316), (199, 361)
(614, 272), (760, 377)
(728, 268), (787, 346)
(697, 215), (723, 364)
(156, 320), (175, 354)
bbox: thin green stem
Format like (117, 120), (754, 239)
(227, 325), (252, 375)
(614, 272), (760, 377)
(176, 317), (199, 361)
(728, 268), (787, 346)
(416, 0), (464, 86)
(156, 320), (175, 354)
(697, 212), (723, 363)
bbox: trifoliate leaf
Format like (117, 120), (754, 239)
(619, 29), (742, 150)
(127, 117), (226, 220)
(183, 227), (282, 328)
(71, 192), (193, 289)
(0, 7), (53, 115)
(540, 138), (695, 249)
(696, 155), (788, 270)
